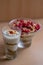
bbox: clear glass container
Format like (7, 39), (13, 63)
(9, 18), (41, 48)
(21, 32), (34, 48)
(2, 26), (21, 60)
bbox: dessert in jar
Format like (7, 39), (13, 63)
(2, 27), (21, 59)
(9, 19), (40, 48)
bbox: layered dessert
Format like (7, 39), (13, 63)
(9, 19), (40, 47)
(2, 29), (20, 59)
(3, 30), (20, 45)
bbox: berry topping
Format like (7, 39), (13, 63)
(20, 20), (23, 22)
(35, 24), (40, 30)
(11, 19), (40, 34)
(23, 22), (27, 27)
(22, 28), (30, 33)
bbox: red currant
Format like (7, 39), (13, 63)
(35, 24), (40, 30)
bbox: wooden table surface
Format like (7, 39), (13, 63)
(0, 19), (43, 65)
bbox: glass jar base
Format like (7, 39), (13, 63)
(5, 49), (17, 60)
(23, 42), (31, 48)
(18, 40), (32, 48)
(6, 54), (16, 60)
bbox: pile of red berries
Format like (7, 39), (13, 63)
(12, 19), (40, 33)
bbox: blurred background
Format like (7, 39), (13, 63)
(0, 0), (43, 21)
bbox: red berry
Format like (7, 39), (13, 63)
(27, 20), (34, 26)
(19, 20), (24, 23)
(22, 28), (26, 32)
(27, 20), (32, 24)
(25, 29), (30, 33)
(30, 22), (34, 26)
(16, 22), (22, 29)
(35, 24), (40, 30)
(23, 22), (27, 27)
(27, 20), (32, 27)
(27, 22), (31, 25)
(22, 28), (30, 33)
(27, 22), (32, 29)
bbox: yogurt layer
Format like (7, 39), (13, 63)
(3, 30), (20, 44)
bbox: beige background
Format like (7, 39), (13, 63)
(0, 0), (43, 21)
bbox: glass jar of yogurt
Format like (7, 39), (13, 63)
(2, 26), (21, 59)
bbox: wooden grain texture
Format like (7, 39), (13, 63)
(0, 0), (43, 21)
(21, 0), (43, 18)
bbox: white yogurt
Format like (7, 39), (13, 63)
(2, 30), (20, 51)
